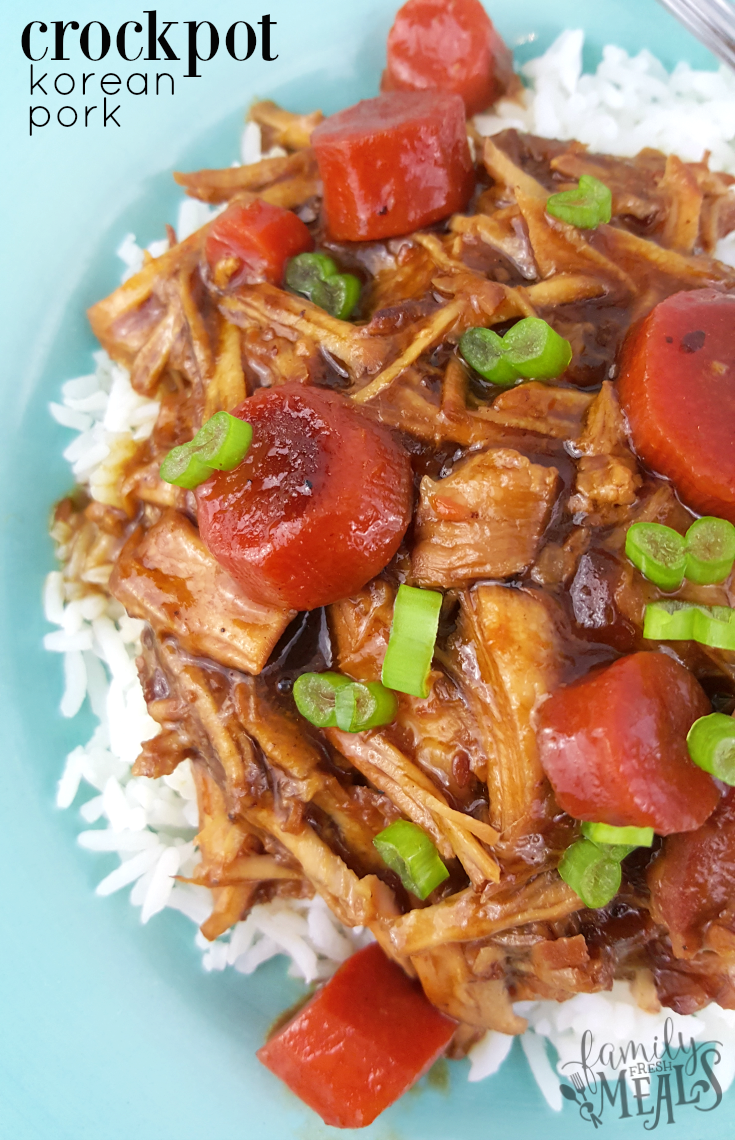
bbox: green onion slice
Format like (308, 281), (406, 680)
(312, 273), (362, 321)
(158, 446), (216, 490)
(294, 673), (399, 732)
(285, 252), (339, 294)
(502, 318), (573, 380)
(373, 819), (449, 900)
(581, 821), (654, 848)
(159, 411), (253, 489)
(558, 838), (622, 909)
(546, 175), (613, 230)
(643, 600), (699, 641)
(626, 515), (735, 588)
(334, 681), (398, 733)
(459, 319), (572, 387)
(687, 712), (735, 785)
(285, 251), (361, 321)
(190, 410), (253, 471)
(293, 671), (351, 728)
(381, 585), (443, 699)
(644, 600), (735, 650)
(598, 843), (639, 862)
(684, 517), (735, 585)
(625, 522), (686, 591)
(459, 327), (521, 387)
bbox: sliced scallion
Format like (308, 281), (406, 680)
(381, 585), (442, 699)
(158, 447), (217, 491)
(687, 712), (735, 785)
(546, 175), (612, 230)
(159, 410), (253, 489)
(312, 273), (362, 321)
(626, 515), (735, 588)
(597, 843), (639, 862)
(502, 318), (573, 380)
(581, 821), (654, 848)
(285, 252), (339, 295)
(334, 680), (398, 733)
(373, 819), (449, 899)
(293, 672), (351, 728)
(458, 327), (521, 387)
(625, 522), (686, 592)
(459, 319), (572, 388)
(558, 838), (621, 909)
(294, 673), (399, 732)
(684, 516), (735, 585)
(190, 410), (253, 470)
(285, 251), (361, 320)
(644, 600), (735, 650)
(643, 600), (698, 641)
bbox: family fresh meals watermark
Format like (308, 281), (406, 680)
(21, 10), (278, 134)
(558, 1020), (724, 1129)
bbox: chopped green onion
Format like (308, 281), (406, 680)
(459, 319), (572, 388)
(159, 411), (253, 489)
(294, 673), (399, 732)
(687, 712), (735, 785)
(644, 600), (735, 650)
(459, 327), (521, 387)
(643, 600), (698, 641)
(581, 821), (654, 848)
(598, 844), (639, 862)
(381, 585), (442, 699)
(558, 838), (622, 909)
(158, 447), (217, 490)
(546, 175), (613, 230)
(685, 517), (735, 585)
(334, 681), (398, 733)
(625, 522), (686, 591)
(626, 515), (735, 589)
(190, 410), (253, 471)
(285, 251), (361, 320)
(285, 252), (339, 294)
(502, 318), (573, 380)
(373, 819), (449, 899)
(312, 273), (362, 321)
(293, 671), (351, 728)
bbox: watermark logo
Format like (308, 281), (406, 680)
(558, 1019), (723, 1129)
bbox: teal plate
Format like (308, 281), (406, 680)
(0, 1), (732, 1137)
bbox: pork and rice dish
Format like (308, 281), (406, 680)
(47, 0), (735, 1127)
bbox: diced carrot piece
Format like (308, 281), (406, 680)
(311, 91), (475, 242)
(257, 943), (456, 1128)
(204, 199), (313, 285)
(382, 0), (513, 116)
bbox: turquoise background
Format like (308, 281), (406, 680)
(0, 0), (732, 1136)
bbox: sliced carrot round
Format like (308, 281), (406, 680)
(618, 289), (735, 522)
(537, 651), (719, 835)
(196, 383), (412, 611)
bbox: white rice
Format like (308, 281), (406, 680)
(45, 34), (735, 1103)
(476, 29), (735, 171)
